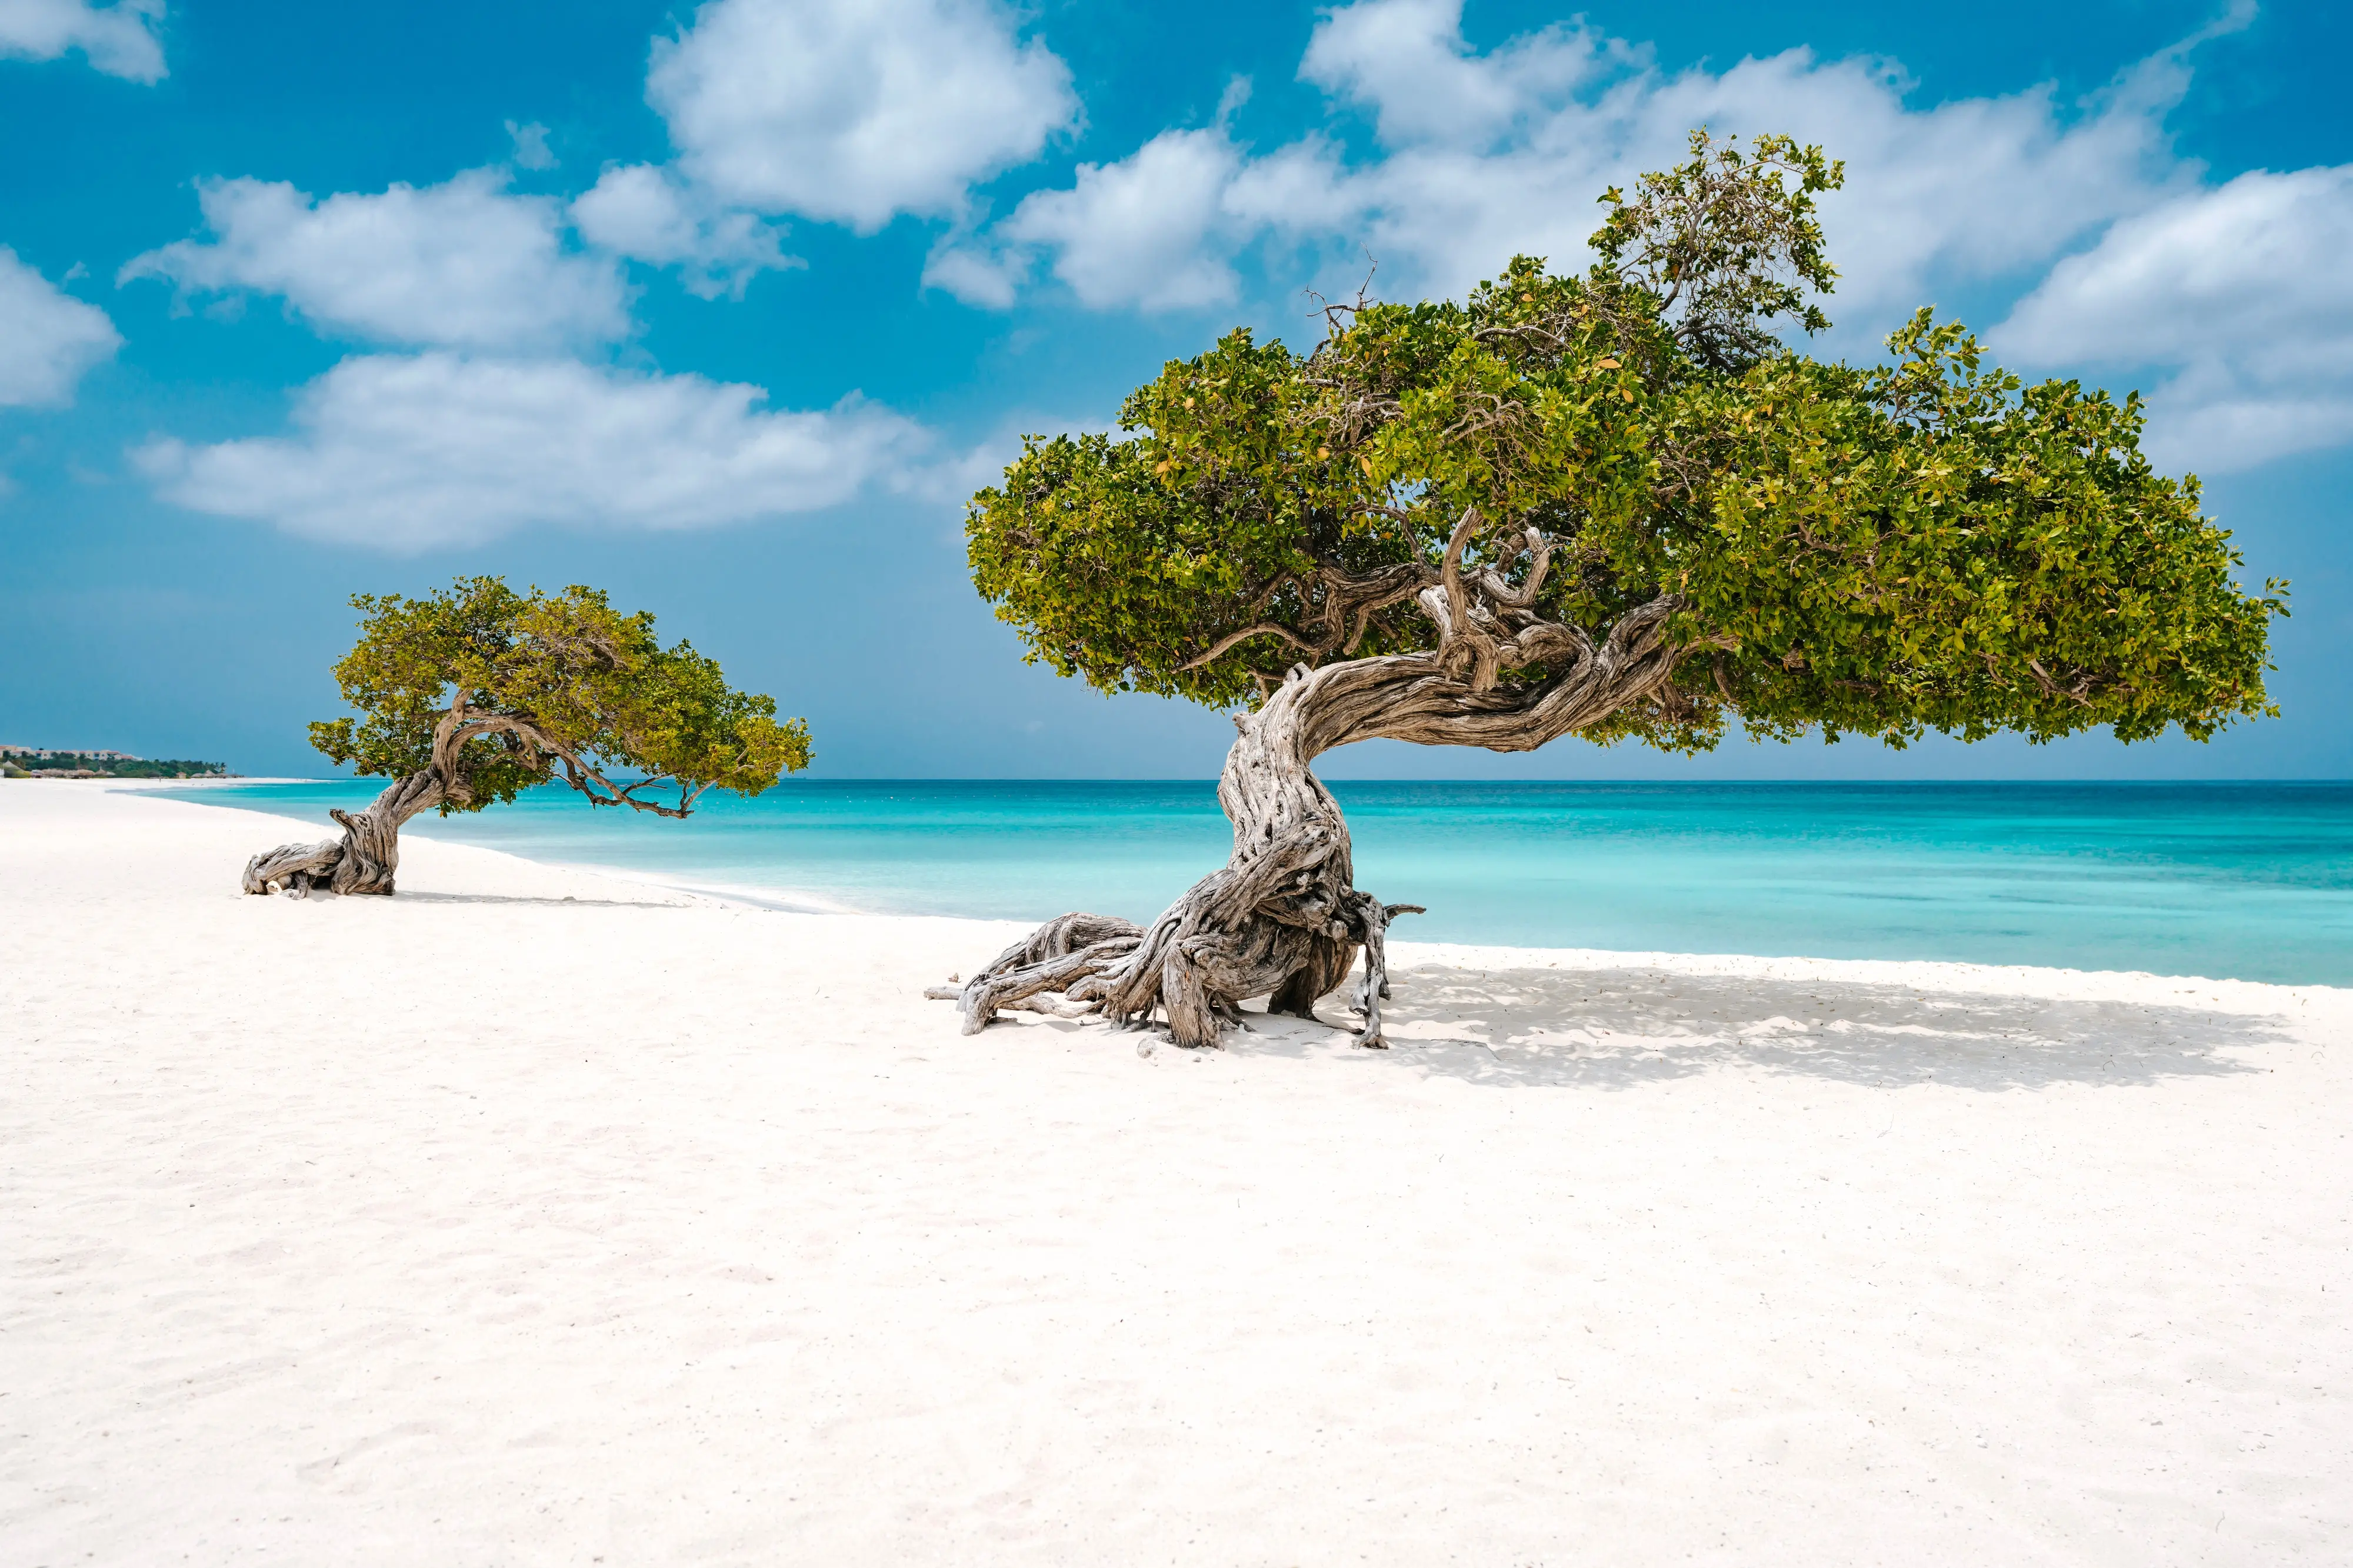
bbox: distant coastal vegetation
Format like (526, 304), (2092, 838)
(0, 746), (231, 780)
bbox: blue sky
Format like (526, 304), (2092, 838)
(2, 0), (2348, 779)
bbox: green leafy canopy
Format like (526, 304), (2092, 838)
(310, 576), (811, 814)
(968, 130), (2285, 751)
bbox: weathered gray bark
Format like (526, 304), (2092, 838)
(241, 768), (443, 896)
(941, 512), (1689, 1049)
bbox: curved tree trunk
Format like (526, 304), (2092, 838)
(941, 588), (1687, 1050)
(239, 693), (721, 898)
(242, 769), (444, 897)
(946, 664), (1418, 1048)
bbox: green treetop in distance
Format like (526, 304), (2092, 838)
(945, 128), (2287, 1050)
(244, 576), (810, 897)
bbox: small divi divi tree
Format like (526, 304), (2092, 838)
(945, 131), (2286, 1049)
(243, 576), (809, 896)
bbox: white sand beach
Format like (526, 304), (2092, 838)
(5, 782), (2349, 1565)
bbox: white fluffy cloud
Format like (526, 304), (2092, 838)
(0, 245), (120, 406)
(137, 353), (926, 549)
(571, 164), (799, 300)
(934, 0), (2204, 328)
(120, 170), (631, 351)
(1310, 1), (2197, 325)
(944, 129), (1250, 311)
(1298, 0), (1635, 148)
(647, 0), (1079, 231)
(0, 0), (165, 82)
(1995, 165), (2353, 472)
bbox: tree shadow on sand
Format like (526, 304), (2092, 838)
(389, 890), (691, 910)
(1207, 963), (2291, 1092)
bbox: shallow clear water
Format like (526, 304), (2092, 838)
(155, 779), (2353, 986)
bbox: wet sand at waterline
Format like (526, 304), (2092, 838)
(6, 782), (2349, 1563)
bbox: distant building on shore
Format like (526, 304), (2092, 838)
(1, 745), (230, 779)
(1, 746), (145, 761)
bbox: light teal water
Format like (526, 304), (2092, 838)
(152, 779), (2353, 986)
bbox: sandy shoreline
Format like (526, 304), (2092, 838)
(5, 781), (2349, 1563)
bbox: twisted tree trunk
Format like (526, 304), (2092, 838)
(241, 695), (721, 898)
(241, 768), (444, 896)
(941, 578), (1687, 1049)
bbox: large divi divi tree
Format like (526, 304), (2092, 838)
(243, 576), (809, 896)
(944, 132), (2285, 1049)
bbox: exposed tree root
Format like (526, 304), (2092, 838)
(242, 768), (444, 896)
(941, 886), (1418, 1050)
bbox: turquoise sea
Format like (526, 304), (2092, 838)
(154, 779), (2353, 986)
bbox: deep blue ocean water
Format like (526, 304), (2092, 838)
(152, 779), (2353, 986)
